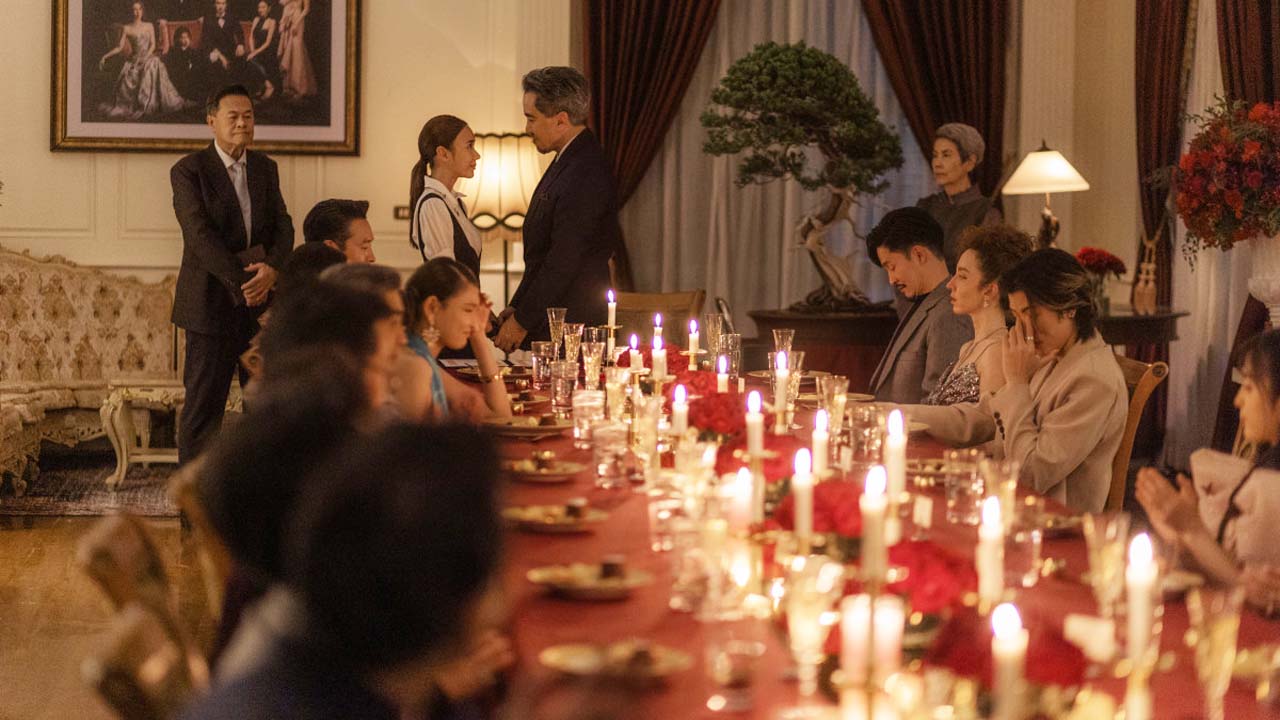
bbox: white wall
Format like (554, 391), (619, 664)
(0, 0), (570, 303)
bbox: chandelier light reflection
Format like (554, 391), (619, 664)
(453, 133), (547, 231)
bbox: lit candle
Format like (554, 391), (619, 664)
(978, 496), (1005, 608)
(651, 335), (667, 379)
(728, 540), (754, 590)
(606, 289), (617, 359)
(839, 689), (897, 720)
(1126, 533), (1156, 665)
(793, 449), (813, 542)
(773, 351), (790, 435)
(723, 468), (754, 532)
(860, 466), (888, 582)
(653, 312), (663, 341)
(672, 384), (688, 435)
(688, 319), (700, 357)
(813, 410), (830, 476)
(629, 333), (643, 369)
(884, 410), (906, 500)
(745, 391), (764, 456)
(840, 594), (904, 687)
(716, 355), (729, 392)
(991, 603), (1028, 720)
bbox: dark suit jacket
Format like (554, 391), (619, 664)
(509, 129), (618, 342)
(202, 13), (245, 59)
(170, 143), (293, 335)
(869, 280), (973, 404)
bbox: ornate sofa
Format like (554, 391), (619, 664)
(0, 244), (178, 494)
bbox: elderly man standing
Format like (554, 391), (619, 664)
(171, 84), (293, 463)
(493, 66), (618, 352)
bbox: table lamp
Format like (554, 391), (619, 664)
(1001, 141), (1090, 248)
(453, 133), (547, 302)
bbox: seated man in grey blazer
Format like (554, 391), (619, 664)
(866, 207), (973, 404)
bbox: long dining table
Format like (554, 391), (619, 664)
(486, 388), (1278, 719)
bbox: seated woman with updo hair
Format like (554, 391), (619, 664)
(395, 257), (512, 423)
(913, 248), (1128, 513)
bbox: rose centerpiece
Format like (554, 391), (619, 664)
(1074, 247), (1126, 313)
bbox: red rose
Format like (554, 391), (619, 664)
(925, 605), (1087, 690)
(1243, 139), (1263, 162)
(616, 346), (690, 373)
(772, 480), (864, 537)
(715, 434), (805, 482)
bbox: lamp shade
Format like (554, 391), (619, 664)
(1001, 142), (1090, 195)
(453, 133), (548, 231)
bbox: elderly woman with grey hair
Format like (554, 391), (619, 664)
(916, 122), (1002, 267)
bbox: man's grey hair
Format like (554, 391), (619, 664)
(521, 66), (590, 126)
(321, 263), (402, 295)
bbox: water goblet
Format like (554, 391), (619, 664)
(581, 341), (605, 390)
(549, 360), (577, 413)
(591, 420), (629, 489)
(701, 312), (724, 370)
(546, 307), (567, 359)
(571, 389), (605, 450)
(530, 340), (555, 391)
(603, 366), (630, 419)
(718, 333), (742, 378)
(1082, 511), (1131, 619)
(1187, 585), (1244, 720)
(781, 554), (846, 719)
(942, 449), (984, 526)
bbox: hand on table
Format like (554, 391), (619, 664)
(1134, 466), (1200, 544)
(1001, 315), (1048, 385)
(494, 314), (527, 353)
(241, 262), (277, 307)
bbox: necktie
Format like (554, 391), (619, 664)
(228, 161), (252, 248)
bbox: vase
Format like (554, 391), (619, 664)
(1088, 274), (1111, 315)
(1248, 234), (1280, 326)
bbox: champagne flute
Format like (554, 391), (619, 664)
(563, 322), (585, 365)
(546, 307), (567, 360)
(1082, 512), (1130, 619)
(1187, 585), (1244, 720)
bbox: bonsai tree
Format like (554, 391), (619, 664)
(702, 41), (903, 309)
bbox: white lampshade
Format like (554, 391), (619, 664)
(453, 133), (549, 231)
(1002, 142), (1090, 195)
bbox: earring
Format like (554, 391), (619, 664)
(421, 323), (441, 345)
(982, 299), (991, 309)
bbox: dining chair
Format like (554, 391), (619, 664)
(82, 602), (209, 720)
(614, 289), (706, 346)
(168, 459), (232, 623)
(1108, 355), (1169, 511)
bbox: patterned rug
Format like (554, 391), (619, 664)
(0, 452), (178, 517)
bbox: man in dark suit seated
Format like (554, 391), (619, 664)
(164, 26), (205, 102)
(866, 207), (973, 404)
(493, 66), (618, 352)
(170, 84), (293, 463)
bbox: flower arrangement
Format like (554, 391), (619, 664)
(1174, 98), (1280, 255)
(714, 434), (804, 482)
(925, 604), (1087, 690)
(1074, 247), (1127, 278)
(616, 346), (691, 374)
(771, 480), (863, 538)
(688, 392), (758, 439)
(664, 370), (720, 403)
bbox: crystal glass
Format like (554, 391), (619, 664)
(718, 333), (742, 378)
(530, 341), (555, 391)
(701, 312), (724, 371)
(705, 623), (767, 713)
(782, 555), (846, 718)
(670, 517), (711, 613)
(584, 325), (608, 344)
(562, 322), (585, 364)
(581, 341), (605, 389)
(943, 449), (984, 526)
(632, 395), (663, 481)
(1187, 585), (1244, 720)
(571, 389), (605, 450)
(603, 366), (630, 419)
(1082, 511), (1131, 619)
(816, 374), (849, 418)
(647, 486), (683, 552)
(847, 403), (885, 465)
(546, 307), (568, 360)
(591, 420), (629, 490)
(773, 328), (795, 357)
(979, 458), (1021, 533)
(1006, 495), (1044, 588)
(549, 360), (577, 412)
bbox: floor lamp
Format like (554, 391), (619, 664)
(1001, 141), (1090, 249)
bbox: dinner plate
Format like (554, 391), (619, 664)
(746, 370), (831, 382)
(503, 505), (607, 532)
(539, 641), (692, 679)
(501, 459), (585, 482)
(482, 416), (572, 437)
(458, 366), (533, 380)
(507, 392), (550, 405)
(527, 563), (654, 601)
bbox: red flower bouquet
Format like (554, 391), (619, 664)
(687, 392), (771, 438)
(1074, 247), (1127, 278)
(1174, 99), (1280, 253)
(715, 434), (805, 482)
(772, 480), (863, 538)
(925, 604), (1087, 690)
(616, 346), (691, 374)
(664, 370), (721, 403)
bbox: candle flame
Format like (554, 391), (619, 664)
(865, 465), (887, 497)
(689, 319), (698, 333)
(674, 384), (687, 404)
(1129, 532), (1153, 567)
(607, 289), (615, 303)
(747, 391), (761, 414)
(717, 355), (728, 374)
(736, 467), (752, 488)
(981, 496), (1001, 528)
(794, 448), (812, 477)
(629, 333), (638, 350)
(991, 603), (1022, 637)
(730, 551), (752, 588)
(887, 409), (905, 437)
(653, 335), (664, 351)
(654, 312), (663, 328)
(775, 351), (788, 372)
(815, 409), (828, 432)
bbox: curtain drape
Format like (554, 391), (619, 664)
(582, 0), (721, 291)
(1130, 0), (1193, 456)
(859, 0), (1008, 197)
(617, 1), (936, 334)
(1208, 0), (1280, 451)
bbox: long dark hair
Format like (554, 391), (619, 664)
(408, 115), (468, 209)
(1000, 248), (1098, 340)
(403, 257), (479, 333)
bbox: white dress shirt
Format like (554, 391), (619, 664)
(413, 175), (481, 262)
(215, 142), (252, 248)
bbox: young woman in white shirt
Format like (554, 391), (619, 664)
(408, 115), (483, 277)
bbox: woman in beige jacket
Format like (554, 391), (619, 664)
(910, 249), (1128, 513)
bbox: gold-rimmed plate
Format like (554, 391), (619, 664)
(503, 505), (608, 532)
(482, 416), (572, 438)
(539, 641), (693, 679)
(501, 459), (585, 483)
(527, 563), (654, 601)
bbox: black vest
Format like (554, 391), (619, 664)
(411, 192), (480, 277)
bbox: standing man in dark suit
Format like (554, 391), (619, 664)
(493, 66), (618, 352)
(171, 84), (293, 463)
(201, 0), (248, 90)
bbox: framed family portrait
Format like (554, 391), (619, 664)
(51, 0), (361, 154)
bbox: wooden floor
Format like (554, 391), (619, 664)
(0, 515), (211, 720)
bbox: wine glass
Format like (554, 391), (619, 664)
(562, 322), (585, 364)
(1187, 585), (1244, 720)
(773, 328), (795, 357)
(1082, 512), (1130, 619)
(546, 307), (567, 360)
(780, 554), (845, 719)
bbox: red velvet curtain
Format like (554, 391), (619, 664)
(582, 0), (721, 291)
(1130, 0), (1193, 456)
(860, 0), (1009, 197)
(1211, 0), (1280, 451)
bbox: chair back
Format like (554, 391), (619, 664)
(614, 290), (706, 349)
(82, 603), (209, 720)
(1108, 355), (1169, 511)
(77, 514), (173, 619)
(168, 460), (232, 622)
